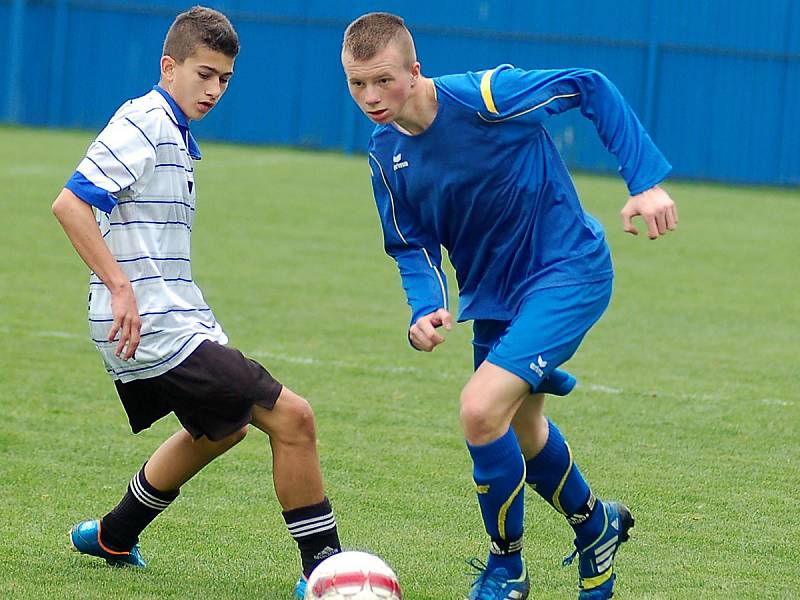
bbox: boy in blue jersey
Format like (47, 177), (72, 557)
(51, 8), (339, 597)
(341, 13), (678, 600)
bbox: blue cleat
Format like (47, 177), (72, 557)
(465, 558), (530, 599)
(69, 519), (146, 568)
(563, 501), (634, 599)
(294, 575), (307, 599)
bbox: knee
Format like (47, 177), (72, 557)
(274, 392), (318, 446)
(460, 388), (496, 443)
(219, 425), (248, 449)
(230, 425), (249, 445)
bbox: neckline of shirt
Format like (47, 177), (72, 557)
(387, 79), (444, 139)
(151, 85), (202, 160)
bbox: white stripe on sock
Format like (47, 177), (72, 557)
(130, 476), (171, 511)
(291, 523), (337, 538)
(286, 512), (335, 531)
(288, 516), (337, 538)
(288, 514), (336, 534)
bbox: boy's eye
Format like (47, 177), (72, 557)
(198, 72), (210, 79)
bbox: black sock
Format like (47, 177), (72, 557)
(100, 465), (179, 551)
(283, 497), (341, 577)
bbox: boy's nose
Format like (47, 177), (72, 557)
(207, 82), (222, 97)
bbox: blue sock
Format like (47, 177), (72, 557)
(525, 419), (604, 546)
(467, 428), (525, 578)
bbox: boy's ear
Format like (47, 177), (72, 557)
(160, 55), (176, 81)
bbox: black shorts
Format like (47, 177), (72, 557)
(114, 340), (283, 441)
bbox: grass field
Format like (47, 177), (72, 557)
(0, 124), (797, 599)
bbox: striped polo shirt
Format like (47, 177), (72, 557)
(65, 86), (227, 382)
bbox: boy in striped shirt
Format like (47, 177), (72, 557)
(52, 7), (338, 597)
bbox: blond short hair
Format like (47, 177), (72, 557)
(342, 12), (416, 66)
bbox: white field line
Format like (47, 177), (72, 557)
(0, 153), (308, 178)
(760, 398), (796, 407)
(15, 331), (795, 407)
(249, 349), (421, 375)
(32, 330), (85, 340)
(0, 164), (71, 177)
(0, 152), (334, 181)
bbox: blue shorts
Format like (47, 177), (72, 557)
(472, 280), (612, 393)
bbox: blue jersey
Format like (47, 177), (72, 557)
(368, 65), (671, 325)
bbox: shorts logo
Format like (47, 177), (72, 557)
(392, 153), (409, 171)
(529, 355), (547, 377)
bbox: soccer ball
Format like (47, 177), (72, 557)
(305, 550), (402, 600)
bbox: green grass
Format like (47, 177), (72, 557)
(0, 124), (797, 599)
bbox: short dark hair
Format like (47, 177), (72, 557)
(342, 12), (415, 66)
(162, 6), (239, 63)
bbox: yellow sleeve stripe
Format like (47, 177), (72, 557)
(480, 69), (499, 114)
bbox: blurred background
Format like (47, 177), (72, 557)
(1, 0), (798, 187)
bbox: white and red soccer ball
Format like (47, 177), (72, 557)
(305, 551), (402, 600)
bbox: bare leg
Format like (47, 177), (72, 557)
(250, 387), (324, 510)
(144, 426), (248, 491)
(510, 393), (549, 460)
(460, 361), (531, 445)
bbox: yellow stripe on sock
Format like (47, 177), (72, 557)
(552, 442), (574, 515)
(498, 455), (526, 539)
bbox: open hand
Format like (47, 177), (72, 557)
(621, 185), (678, 239)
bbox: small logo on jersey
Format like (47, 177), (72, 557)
(188, 180), (194, 193)
(392, 153), (409, 171)
(529, 355), (547, 377)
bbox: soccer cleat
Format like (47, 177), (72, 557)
(465, 558), (530, 600)
(562, 501), (634, 599)
(69, 519), (146, 568)
(294, 575), (307, 599)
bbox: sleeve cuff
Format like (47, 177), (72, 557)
(626, 160), (673, 196)
(65, 171), (118, 214)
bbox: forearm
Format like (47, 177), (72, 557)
(391, 249), (449, 325)
(51, 188), (130, 293)
(574, 71), (671, 193)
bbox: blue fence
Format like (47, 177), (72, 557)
(2, 0), (798, 186)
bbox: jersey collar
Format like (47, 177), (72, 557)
(152, 85), (202, 160)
